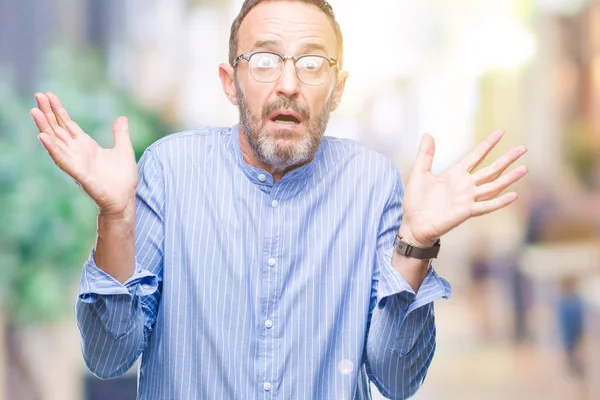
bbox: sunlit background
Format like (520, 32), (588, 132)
(1, 0), (600, 399)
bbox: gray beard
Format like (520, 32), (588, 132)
(236, 80), (333, 172)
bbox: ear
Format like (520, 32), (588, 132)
(219, 63), (239, 106)
(329, 70), (349, 112)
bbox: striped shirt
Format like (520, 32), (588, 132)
(76, 125), (451, 400)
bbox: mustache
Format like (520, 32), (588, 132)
(261, 98), (310, 121)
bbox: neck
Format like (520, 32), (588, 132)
(237, 125), (314, 183)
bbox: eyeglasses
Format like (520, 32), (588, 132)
(232, 51), (338, 86)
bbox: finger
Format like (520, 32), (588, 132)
(471, 192), (519, 217)
(30, 108), (53, 134)
(413, 134), (435, 173)
(47, 92), (71, 130)
(64, 119), (85, 140)
(474, 145), (528, 185)
(35, 92), (60, 132)
(54, 126), (73, 147)
(112, 116), (132, 151)
(38, 132), (70, 169)
(475, 165), (528, 201)
(461, 130), (504, 172)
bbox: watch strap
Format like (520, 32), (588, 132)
(394, 234), (441, 260)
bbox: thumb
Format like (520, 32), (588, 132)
(112, 116), (132, 151)
(413, 134), (435, 174)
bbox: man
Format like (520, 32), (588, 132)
(30, 0), (528, 398)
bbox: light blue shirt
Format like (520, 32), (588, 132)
(76, 125), (451, 399)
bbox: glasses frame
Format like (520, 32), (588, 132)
(232, 50), (338, 86)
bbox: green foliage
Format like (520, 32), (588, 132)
(0, 46), (172, 324)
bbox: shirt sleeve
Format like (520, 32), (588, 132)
(75, 149), (165, 380)
(364, 170), (452, 399)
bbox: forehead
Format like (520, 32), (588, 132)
(237, 1), (338, 55)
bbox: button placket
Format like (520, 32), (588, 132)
(259, 195), (281, 398)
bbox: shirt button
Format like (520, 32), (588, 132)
(258, 174), (267, 182)
(265, 319), (274, 329)
(267, 258), (277, 267)
(271, 200), (279, 208)
(263, 382), (272, 391)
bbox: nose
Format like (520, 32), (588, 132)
(275, 59), (300, 98)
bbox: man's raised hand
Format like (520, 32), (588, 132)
(401, 130), (528, 247)
(31, 92), (138, 218)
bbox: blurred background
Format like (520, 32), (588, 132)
(1, 0), (600, 399)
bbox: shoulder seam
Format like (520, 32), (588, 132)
(146, 126), (232, 152)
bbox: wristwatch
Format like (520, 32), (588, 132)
(394, 234), (441, 260)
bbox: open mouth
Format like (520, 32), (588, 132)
(269, 111), (303, 125)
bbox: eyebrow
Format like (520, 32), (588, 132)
(252, 40), (329, 55)
(300, 42), (328, 54)
(252, 39), (282, 50)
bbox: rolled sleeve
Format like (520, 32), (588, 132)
(77, 249), (159, 339)
(376, 247), (452, 316)
(78, 249), (159, 304)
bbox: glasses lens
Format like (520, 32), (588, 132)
(296, 56), (330, 85)
(248, 52), (282, 82)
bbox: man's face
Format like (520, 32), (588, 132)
(227, 1), (346, 172)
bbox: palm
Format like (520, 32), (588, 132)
(402, 131), (528, 246)
(67, 132), (137, 214)
(30, 92), (138, 216)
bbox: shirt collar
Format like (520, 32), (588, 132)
(228, 124), (323, 187)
